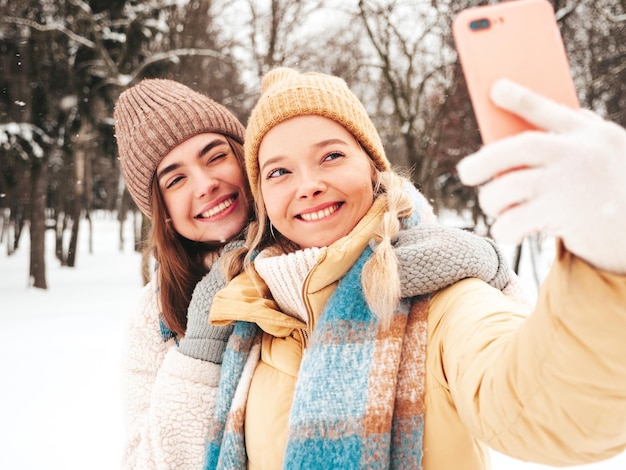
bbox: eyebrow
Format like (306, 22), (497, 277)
(259, 138), (348, 173)
(156, 137), (229, 182)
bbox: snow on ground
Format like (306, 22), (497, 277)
(0, 213), (624, 469)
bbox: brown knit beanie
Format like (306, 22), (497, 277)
(244, 67), (390, 197)
(114, 79), (245, 217)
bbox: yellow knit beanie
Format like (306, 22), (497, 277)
(244, 68), (390, 196)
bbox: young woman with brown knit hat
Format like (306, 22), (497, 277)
(204, 69), (626, 469)
(113, 78), (252, 469)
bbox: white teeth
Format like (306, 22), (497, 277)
(300, 204), (338, 221)
(200, 197), (234, 219)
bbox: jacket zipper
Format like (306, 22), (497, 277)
(300, 248), (329, 356)
(300, 263), (318, 355)
(301, 328), (310, 354)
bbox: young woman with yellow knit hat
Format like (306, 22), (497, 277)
(113, 78), (253, 469)
(206, 68), (626, 469)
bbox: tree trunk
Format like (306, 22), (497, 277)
(0, 209), (5, 245)
(66, 122), (88, 267)
(512, 244), (522, 275)
(140, 213), (152, 286)
(66, 207), (80, 267)
(5, 211), (15, 256)
(29, 159), (47, 289)
(116, 174), (127, 252)
(12, 199), (26, 252)
(55, 210), (65, 262)
(86, 211), (93, 254)
(84, 146), (93, 254)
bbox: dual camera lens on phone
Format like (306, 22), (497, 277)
(469, 18), (491, 30)
(469, 16), (505, 31)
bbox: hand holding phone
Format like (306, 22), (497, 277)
(453, 0), (579, 144)
(457, 78), (626, 274)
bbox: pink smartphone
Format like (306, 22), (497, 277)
(453, 0), (579, 144)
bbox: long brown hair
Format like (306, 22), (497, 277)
(146, 136), (249, 337)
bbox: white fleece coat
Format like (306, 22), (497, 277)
(120, 281), (221, 470)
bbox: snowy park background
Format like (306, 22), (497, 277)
(1, 212), (625, 470)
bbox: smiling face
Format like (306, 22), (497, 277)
(156, 133), (250, 246)
(258, 115), (375, 249)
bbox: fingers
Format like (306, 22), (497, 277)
(489, 202), (545, 245)
(477, 167), (541, 218)
(490, 79), (583, 134)
(487, 188), (560, 244)
(457, 132), (560, 186)
(474, 166), (554, 245)
(484, 169), (573, 244)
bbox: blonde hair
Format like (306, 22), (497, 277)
(234, 164), (414, 330)
(362, 169), (414, 329)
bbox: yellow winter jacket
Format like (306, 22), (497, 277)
(210, 201), (626, 469)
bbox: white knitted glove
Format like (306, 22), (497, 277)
(457, 79), (626, 274)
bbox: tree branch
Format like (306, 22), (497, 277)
(2, 16), (96, 49)
(107, 48), (225, 88)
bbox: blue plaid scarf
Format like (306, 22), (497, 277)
(204, 246), (429, 469)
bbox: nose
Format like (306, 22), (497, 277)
(295, 171), (326, 199)
(193, 169), (219, 199)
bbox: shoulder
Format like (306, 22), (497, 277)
(429, 278), (528, 328)
(427, 278), (530, 364)
(425, 278), (528, 389)
(121, 280), (174, 376)
(133, 280), (160, 323)
(125, 279), (169, 343)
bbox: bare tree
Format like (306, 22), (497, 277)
(561, 0), (626, 126)
(356, 0), (479, 209)
(242, 0), (329, 78)
(0, 0), (247, 288)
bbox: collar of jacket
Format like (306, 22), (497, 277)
(208, 198), (385, 337)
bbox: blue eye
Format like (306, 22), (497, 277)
(267, 168), (289, 179)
